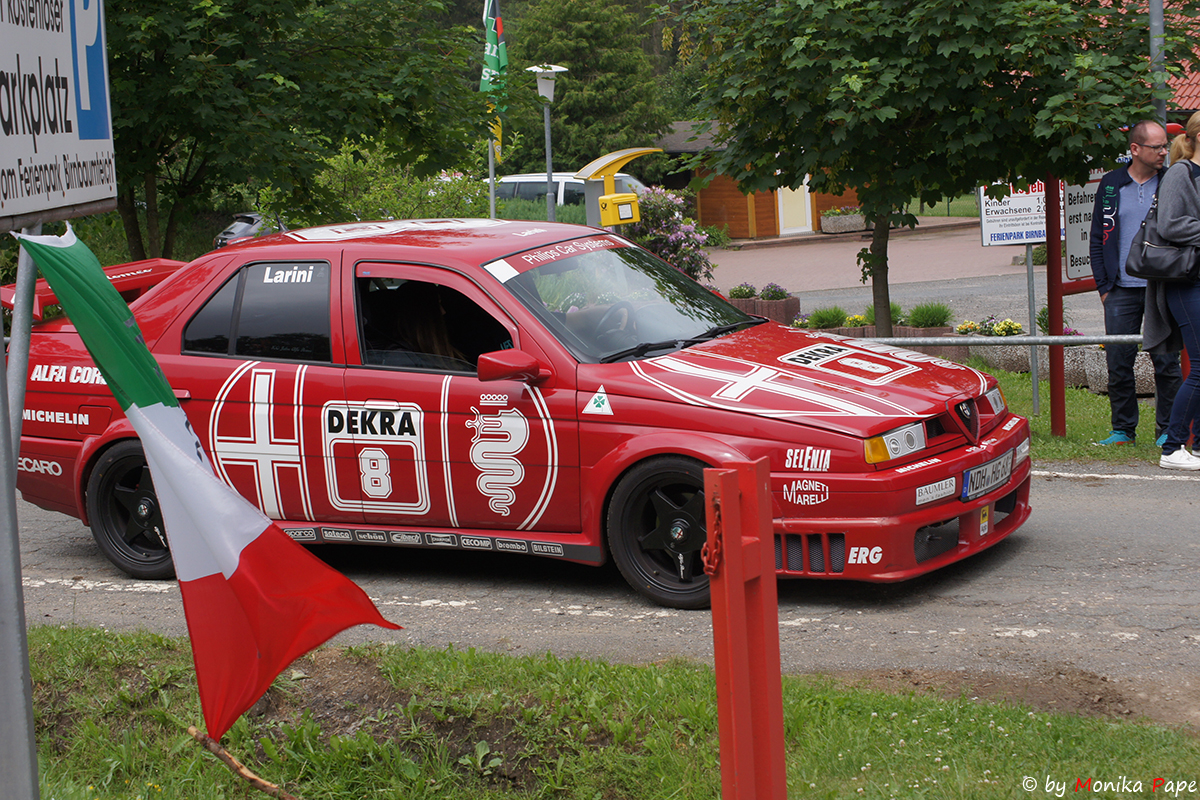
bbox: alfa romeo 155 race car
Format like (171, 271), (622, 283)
(12, 219), (1031, 608)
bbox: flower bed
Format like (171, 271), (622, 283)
(820, 213), (866, 234)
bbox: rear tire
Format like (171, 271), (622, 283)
(86, 440), (175, 579)
(606, 456), (711, 609)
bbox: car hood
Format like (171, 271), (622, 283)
(587, 324), (990, 438)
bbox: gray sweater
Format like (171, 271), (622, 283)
(1144, 159), (1200, 354)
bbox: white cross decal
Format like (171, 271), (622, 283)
(213, 369), (303, 518)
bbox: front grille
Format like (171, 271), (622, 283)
(953, 398), (980, 441)
(914, 521), (958, 563)
(775, 533), (846, 574)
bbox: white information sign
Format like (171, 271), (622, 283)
(1, 0), (116, 231)
(977, 180), (1065, 247)
(1063, 169), (1106, 281)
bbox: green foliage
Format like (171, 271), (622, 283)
(908, 301), (955, 328)
(728, 282), (756, 299)
(699, 223), (732, 248)
(502, 0), (672, 175)
(105, 0), (485, 259)
(259, 140), (489, 228)
(863, 302), (905, 326)
(805, 306), (848, 329)
(622, 187), (714, 280)
(821, 205), (862, 217)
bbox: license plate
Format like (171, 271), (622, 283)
(962, 451), (1012, 501)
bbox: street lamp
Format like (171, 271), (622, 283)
(526, 64), (568, 222)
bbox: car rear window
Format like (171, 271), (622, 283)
(183, 261), (332, 362)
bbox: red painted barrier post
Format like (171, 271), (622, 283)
(703, 458), (787, 800)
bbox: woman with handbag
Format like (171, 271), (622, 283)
(1146, 111), (1200, 469)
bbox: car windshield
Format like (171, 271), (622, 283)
(503, 240), (758, 363)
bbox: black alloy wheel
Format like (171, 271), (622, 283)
(86, 440), (175, 579)
(607, 456), (711, 609)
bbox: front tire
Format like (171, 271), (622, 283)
(86, 440), (175, 579)
(607, 456), (710, 609)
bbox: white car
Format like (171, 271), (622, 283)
(495, 172), (646, 206)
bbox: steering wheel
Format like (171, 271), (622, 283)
(594, 301), (635, 341)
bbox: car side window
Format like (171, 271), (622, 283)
(358, 277), (512, 372)
(183, 261), (332, 362)
(516, 180), (555, 202)
(562, 183), (585, 205)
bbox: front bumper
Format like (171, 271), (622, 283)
(770, 419), (1033, 581)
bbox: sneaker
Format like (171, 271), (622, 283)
(1093, 430), (1135, 446)
(1160, 449), (1200, 470)
(1157, 433), (1168, 448)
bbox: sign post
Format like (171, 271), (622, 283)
(2, 1), (118, 796)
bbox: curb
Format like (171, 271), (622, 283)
(722, 218), (979, 251)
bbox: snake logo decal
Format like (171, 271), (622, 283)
(466, 404), (530, 516)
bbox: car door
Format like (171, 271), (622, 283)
(162, 257), (362, 525)
(345, 262), (580, 534)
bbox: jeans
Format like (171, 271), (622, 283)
(1103, 286), (1181, 437)
(1164, 282), (1200, 453)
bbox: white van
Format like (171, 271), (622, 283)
(495, 172), (646, 206)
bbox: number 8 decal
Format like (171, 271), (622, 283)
(359, 447), (392, 498)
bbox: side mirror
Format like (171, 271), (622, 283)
(477, 350), (550, 384)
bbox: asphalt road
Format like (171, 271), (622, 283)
(17, 460), (1200, 717)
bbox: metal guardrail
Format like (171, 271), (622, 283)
(863, 334), (1141, 347)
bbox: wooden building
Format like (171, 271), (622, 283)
(656, 121), (859, 240)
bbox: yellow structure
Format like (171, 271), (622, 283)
(574, 147), (661, 227)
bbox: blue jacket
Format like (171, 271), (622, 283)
(1089, 164), (1166, 295)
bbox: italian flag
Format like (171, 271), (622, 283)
(13, 226), (399, 739)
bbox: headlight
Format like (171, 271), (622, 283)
(865, 421), (927, 464)
(984, 386), (1006, 414)
(1013, 436), (1030, 467)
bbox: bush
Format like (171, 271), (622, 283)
(956, 315), (1024, 336)
(758, 282), (789, 301)
(821, 205), (861, 217)
(622, 187), (714, 281)
(805, 306), (848, 329)
(259, 139), (489, 228)
(908, 301), (954, 328)
(497, 198), (587, 225)
(1035, 305), (1082, 336)
(700, 224), (732, 248)
(728, 282), (756, 299)
(844, 314), (868, 326)
(863, 302), (905, 326)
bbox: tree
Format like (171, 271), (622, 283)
(501, 0), (672, 176)
(106, 0), (485, 260)
(672, 0), (1194, 335)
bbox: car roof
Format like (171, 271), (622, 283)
(214, 218), (612, 266)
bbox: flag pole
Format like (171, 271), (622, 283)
(0, 230), (41, 800)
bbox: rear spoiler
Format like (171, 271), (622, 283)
(0, 258), (186, 322)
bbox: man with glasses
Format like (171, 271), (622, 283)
(1089, 121), (1181, 447)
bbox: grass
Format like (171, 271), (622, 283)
(909, 194), (978, 217)
(29, 626), (1200, 800)
(973, 356), (1165, 462)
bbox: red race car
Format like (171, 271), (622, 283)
(12, 219), (1031, 608)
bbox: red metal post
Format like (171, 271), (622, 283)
(1046, 174), (1067, 436)
(703, 458), (787, 800)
